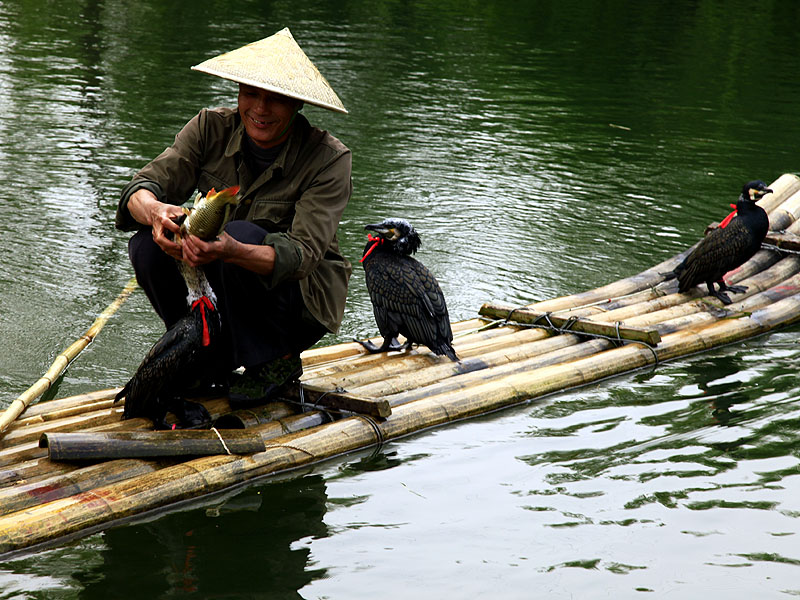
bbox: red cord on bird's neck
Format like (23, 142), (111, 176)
(719, 203), (737, 229)
(360, 234), (383, 263)
(191, 296), (214, 346)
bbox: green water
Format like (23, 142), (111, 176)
(2, 1), (800, 597)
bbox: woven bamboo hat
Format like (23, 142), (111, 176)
(191, 27), (347, 114)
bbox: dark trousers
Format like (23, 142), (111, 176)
(128, 221), (326, 372)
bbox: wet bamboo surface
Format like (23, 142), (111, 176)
(1, 174), (800, 556)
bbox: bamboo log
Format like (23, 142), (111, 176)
(755, 173), (800, 215)
(19, 389), (120, 419)
(764, 231), (800, 252)
(41, 430), (267, 460)
(0, 455), (81, 487)
(0, 417), (382, 553)
(0, 399), (293, 468)
(0, 411), (327, 514)
(768, 189), (800, 231)
(478, 308), (662, 345)
(301, 319), (484, 367)
(0, 398), (229, 449)
(302, 327), (552, 387)
(0, 279), (138, 433)
(349, 333), (583, 399)
(0, 460), (159, 518)
(279, 384), (391, 418)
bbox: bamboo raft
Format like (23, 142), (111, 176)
(3, 173), (800, 556)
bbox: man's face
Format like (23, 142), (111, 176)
(238, 84), (301, 148)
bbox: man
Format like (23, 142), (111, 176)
(116, 28), (352, 403)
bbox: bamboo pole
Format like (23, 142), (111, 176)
(302, 326), (552, 386)
(0, 455), (80, 487)
(301, 319), (485, 367)
(0, 411), (328, 515)
(756, 173), (800, 214)
(41, 430), (267, 460)
(349, 333), (588, 399)
(0, 460), (160, 518)
(19, 389), (120, 419)
(0, 279), (138, 433)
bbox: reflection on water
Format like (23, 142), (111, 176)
(2, 0), (800, 597)
(3, 475), (330, 600)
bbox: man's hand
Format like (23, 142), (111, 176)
(181, 232), (238, 267)
(182, 232), (277, 274)
(128, 188), (185, 260)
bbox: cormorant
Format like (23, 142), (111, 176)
(356, 218), (458, 361)
(115, 186), (238, 429)
(115, 273), (221, 429)
(669, 180), (772, 305)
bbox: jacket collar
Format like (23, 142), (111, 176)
(225, 112), (310, 177)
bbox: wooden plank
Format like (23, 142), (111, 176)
(282, 384), (391, 419)
(478, 305), (662, 345)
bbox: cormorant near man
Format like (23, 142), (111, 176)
(115, 260), (221, 429)
(667, 180), (772, 305)
(356, 218), (458, 361)
(115, 187), (238, 429)
(115, 276), (220, 429)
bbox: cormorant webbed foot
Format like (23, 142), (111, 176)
(720, 283), (747, 294)
(354, 337), (409, 354)
(711, 290), (733, 305)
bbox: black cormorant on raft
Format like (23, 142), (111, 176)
(356, 218), (458, 361)
(115, 186), (239, 429)
(667, 180), (772, 304)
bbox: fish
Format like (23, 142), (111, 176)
(179, 185), (240, 241)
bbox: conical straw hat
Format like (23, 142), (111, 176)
(191, 28), (347, 114)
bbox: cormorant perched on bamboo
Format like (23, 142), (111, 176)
(115, 269), (221, 429)
(115, 187), (238, 429)
(356, 218), (458, 361)
(667, 180), (772, 305)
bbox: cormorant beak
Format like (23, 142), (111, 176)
(365, 223), (394, 238)
(753, 187), (773, 200)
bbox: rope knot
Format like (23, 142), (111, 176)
(360, 234), (384, 263)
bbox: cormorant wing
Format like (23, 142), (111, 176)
(679, 217), (753, 288)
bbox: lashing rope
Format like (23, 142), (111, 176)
(292, 382), (385, 446)
(210, 426), (232, 455)
(501, 309), (660, 367)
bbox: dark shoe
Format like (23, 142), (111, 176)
(173, 399), (213, 429)
(228, 355), (303, 409)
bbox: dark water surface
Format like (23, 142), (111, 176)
(2, 1), (800, 597)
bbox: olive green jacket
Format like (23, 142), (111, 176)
(116, 108), (352, 333)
